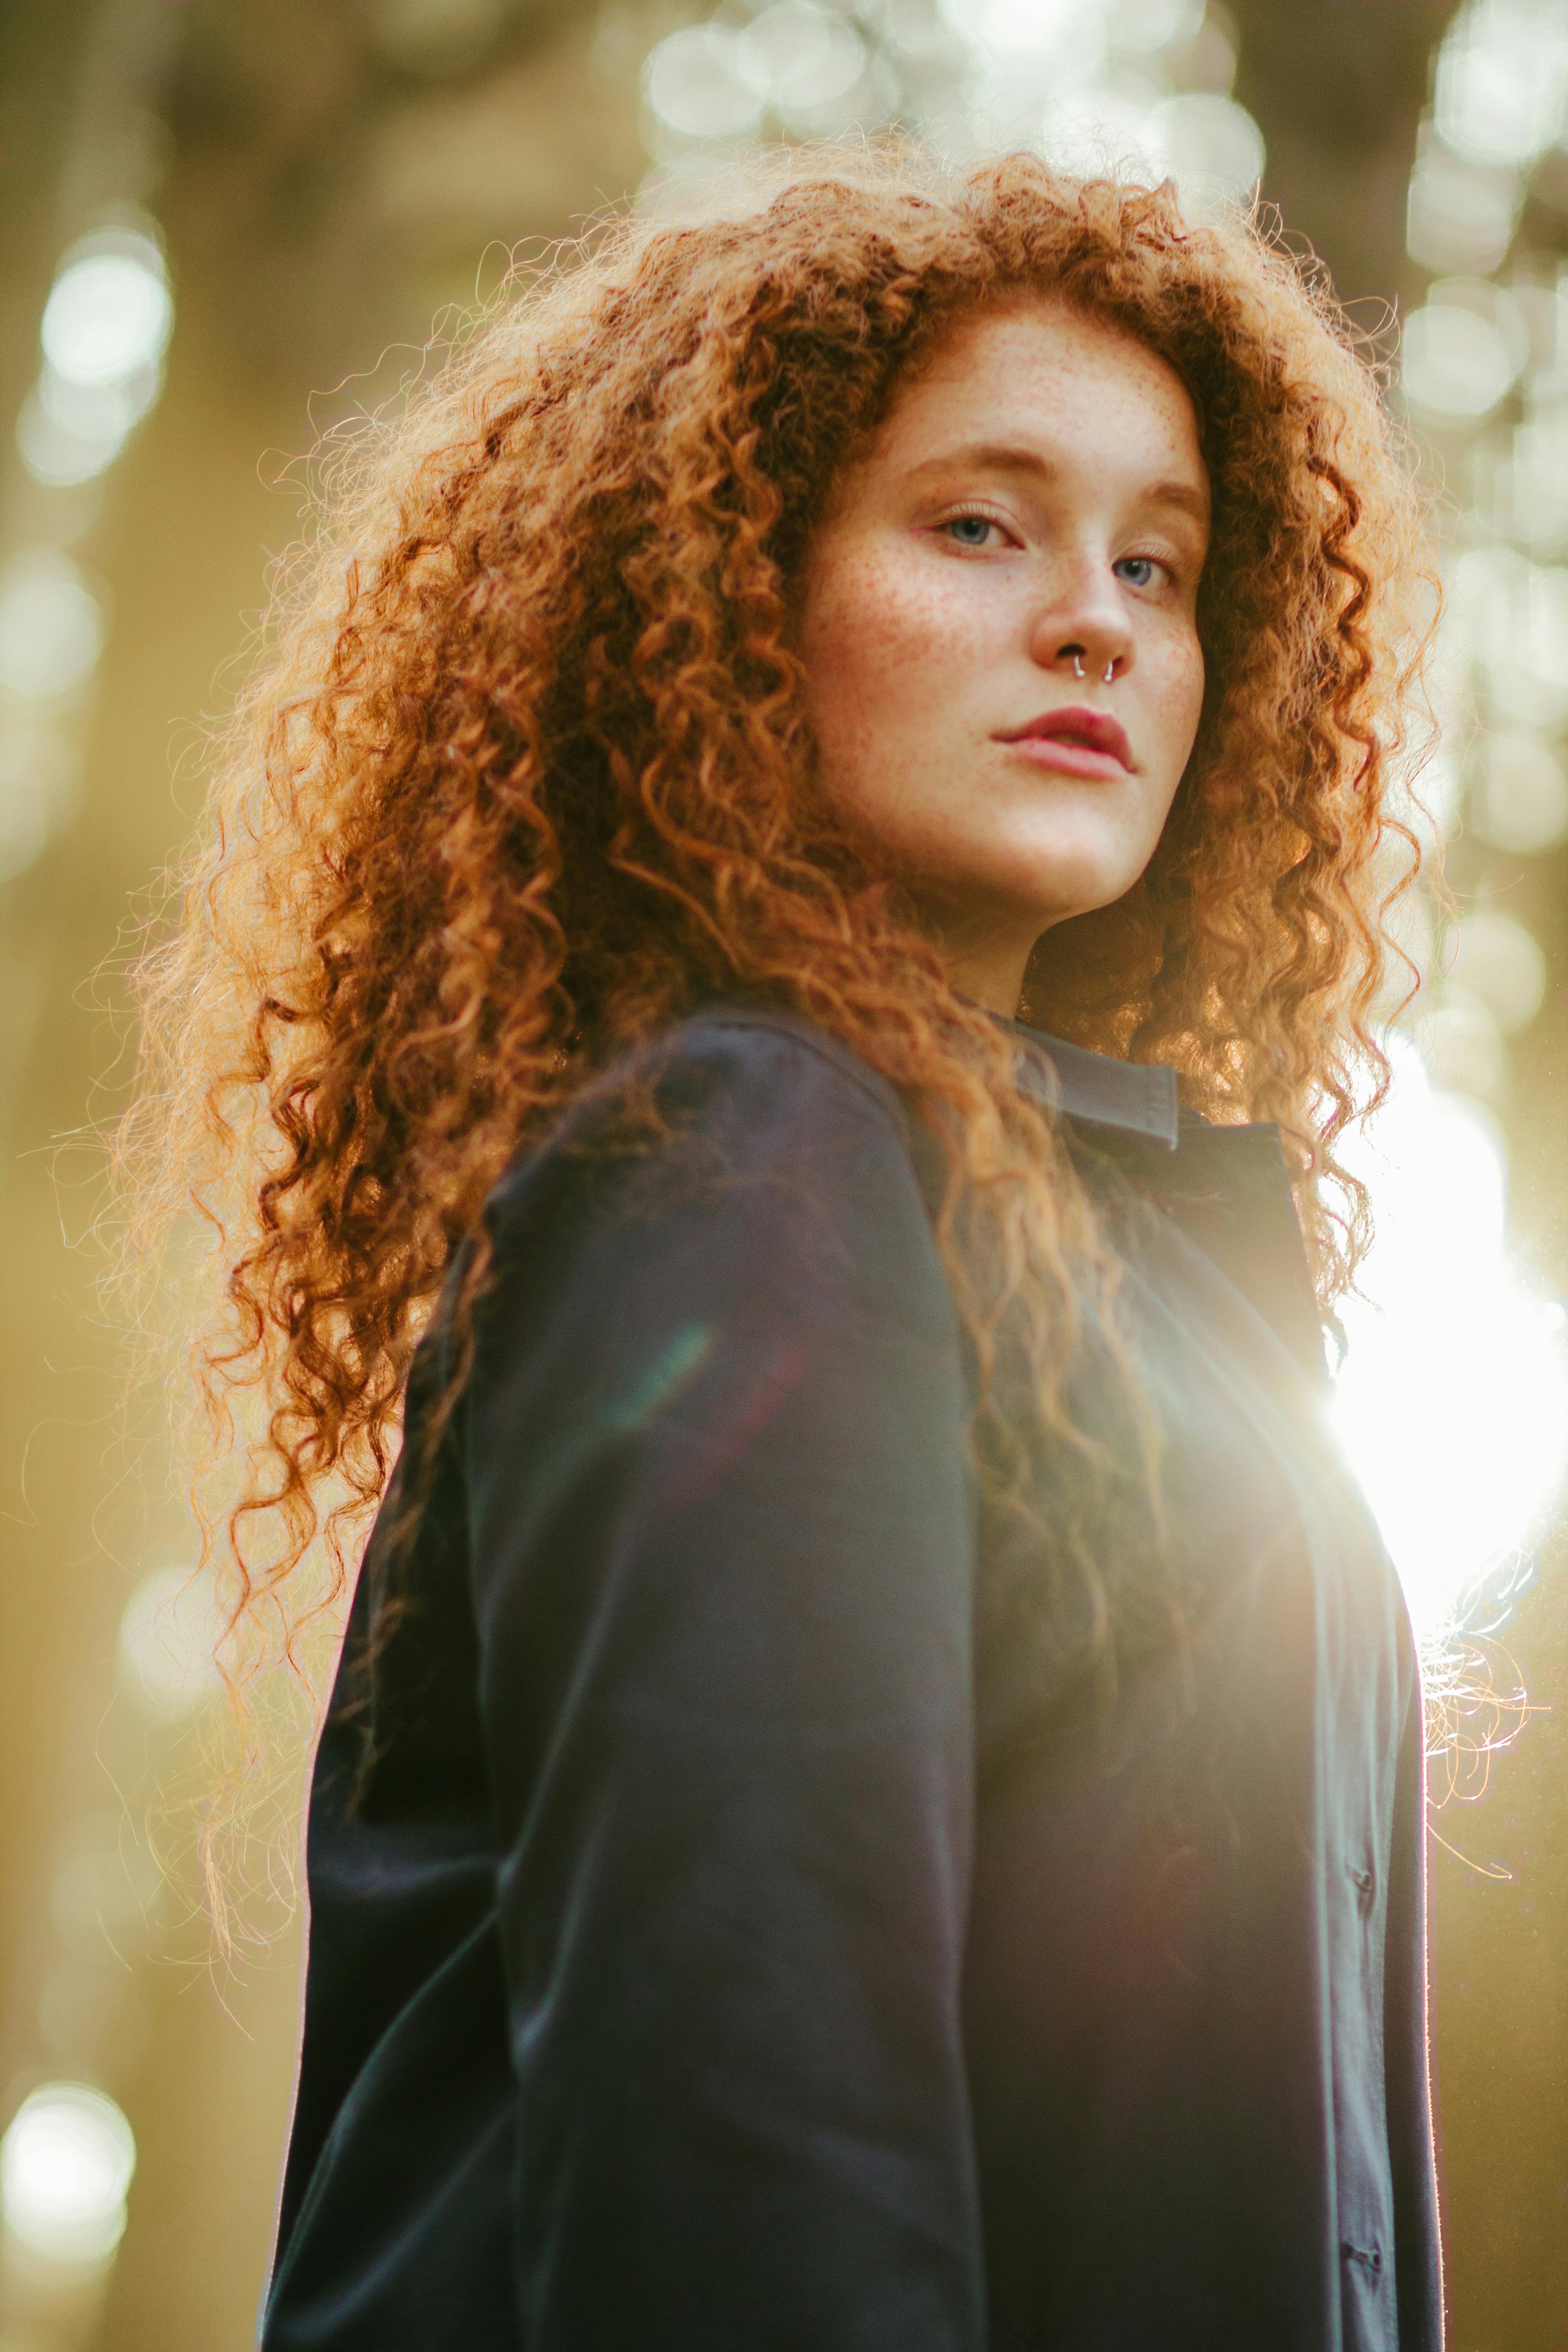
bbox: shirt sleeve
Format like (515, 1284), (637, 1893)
(461, 1016), (987, 2351)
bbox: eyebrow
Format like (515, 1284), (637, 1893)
(905, 440), (1210, 525)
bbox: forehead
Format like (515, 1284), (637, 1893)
(874, 297), (1208, 495)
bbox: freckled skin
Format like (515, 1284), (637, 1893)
(799, 301), (1212, 1014)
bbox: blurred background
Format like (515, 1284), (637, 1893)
(0, 0), (1564, 2343)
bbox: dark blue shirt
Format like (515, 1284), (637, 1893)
(261, 1010), (1442, 2350)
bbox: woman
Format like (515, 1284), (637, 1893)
(125, 153), (1441, 2347)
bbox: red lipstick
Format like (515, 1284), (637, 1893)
(995, 703), (1134, 780)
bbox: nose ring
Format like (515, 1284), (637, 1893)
(1072, 653), (1085, 680)
(1103, 661), (1116, 684)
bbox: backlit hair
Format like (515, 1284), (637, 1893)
(115, 147), (1433, 1762)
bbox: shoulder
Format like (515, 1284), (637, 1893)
(642, 1005), (905, 1127)
(467, 1008), (952, 1359)
(485, 1007), (915, 1238)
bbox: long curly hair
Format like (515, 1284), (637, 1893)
(115, 147), (1432, 1740)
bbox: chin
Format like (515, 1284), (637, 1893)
(964, 802), (1150, 919)
(987, 851), (1145, 932)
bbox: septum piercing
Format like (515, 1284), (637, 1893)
(1071, 654), (1119, 685)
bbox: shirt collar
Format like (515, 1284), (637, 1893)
(994, 1013), (1326, 1385)
(996, 1015), (1181, 1152)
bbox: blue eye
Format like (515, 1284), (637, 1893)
(1115, 556), (1161, 588)
(945, 514), (996, 547)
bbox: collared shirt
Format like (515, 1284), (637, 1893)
(1001, 1018), (1182, 1151)
(262, 1008), (1443, 2352)
(1000, 1014), (1330, 1388)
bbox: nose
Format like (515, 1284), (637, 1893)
(1028, 563), (1133, 687)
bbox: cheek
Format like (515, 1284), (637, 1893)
(1147, 625), (1206, 788)
(1179, 635), (1207, 735)
(802, 548), (980, 750)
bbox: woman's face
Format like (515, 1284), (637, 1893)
(799, 299), (1211, 1015)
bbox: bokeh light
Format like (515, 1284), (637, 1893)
(644, 26), (766, 144)
(1447, 908), (1548, 1033)
(1145, 89), (1264, 212)
(0, 2083), (136, 2266)
(1448, 544), (1568, 730)
(1506, 406), (1568, 558)
(739, 5), (870, 129)
(0, 555), (104, 701)
(1407, 137), (1520, 277)
(938, 0), (1093, 62)
(0, 725), (79, 882)
(1433, 0), (1568, 174)
(17, 363), (162, 490)
(1040, 80), (1167, 181)
(638, 0), (1264, 225)
(40, 247), (171, 393)
(1469, 732), (1568, 853)
(1400, 298), (1519, 421)
(117, 1566), (225, 1720)
(19, 230), (172, 491)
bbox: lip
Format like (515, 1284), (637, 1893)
(995, 703), (1134, 781)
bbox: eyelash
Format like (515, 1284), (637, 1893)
(936, 509), (1175, 589)
(937, 505), (1014, 549)
(1114, 555), (1169, 589)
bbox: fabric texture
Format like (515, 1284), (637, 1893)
(260, 1009), (1443, 2352)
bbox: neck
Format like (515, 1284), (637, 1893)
(939, 932), (1037, 1018)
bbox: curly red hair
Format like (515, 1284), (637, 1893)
(116, 147), (1432, 1733)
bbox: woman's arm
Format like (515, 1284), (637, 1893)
(463, 1014), (986, 2351)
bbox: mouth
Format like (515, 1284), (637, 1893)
(995, 703), (1134, 781)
